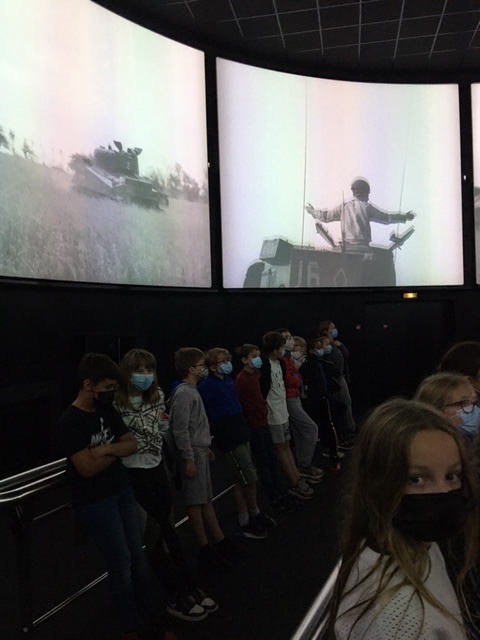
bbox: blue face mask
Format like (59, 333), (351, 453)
(316, 348), (324, 358)
(456, 405), (480, 440)
(131, 373), (154, 392)
(325, 345), (333, 355)
(330, 328), (338, 340)
(250, 356), (262, 369)
(218, 361), (233, 376)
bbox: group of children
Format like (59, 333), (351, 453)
(56, 329), (480, 639)
(56, 322), (352, 640)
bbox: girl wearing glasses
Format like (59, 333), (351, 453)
(415, 371), (480, 443)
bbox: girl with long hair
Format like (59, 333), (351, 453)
(329, 398), (478, 639)
(115, 348), (217, 624)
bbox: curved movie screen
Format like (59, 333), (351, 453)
(217, 59), (463, 289)
(471, 84), (480, 284)
(0, 0), (211, 287)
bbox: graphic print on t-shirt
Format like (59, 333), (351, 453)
(88, 417), (114, 448)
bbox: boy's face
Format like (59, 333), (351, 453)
(243, 349), (260, 367)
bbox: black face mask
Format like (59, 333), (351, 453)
(392, 488), (472, 543)
(93, 389), (115, 408)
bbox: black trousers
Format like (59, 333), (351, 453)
(127, 461), (196, 598)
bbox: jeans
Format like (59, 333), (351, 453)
(249, 425), (287, 504)
(77, 485), (155, 633)
(287, 397), (319, 468)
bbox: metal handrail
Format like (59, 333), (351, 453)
(0, 459), (67, 505)
(289, 559), (341, 640)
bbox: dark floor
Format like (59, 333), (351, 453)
(19, 446), (349, 640)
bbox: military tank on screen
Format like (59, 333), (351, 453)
(243, 223), (415, 288)
(71, 141), (168, 210)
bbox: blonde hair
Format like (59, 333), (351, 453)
(293, 335), (306, 350)
(204, 347), (230, 368)
(415, 372), (475, 411)
(116, 349), (161, 407)
(329, 398), (478, 638)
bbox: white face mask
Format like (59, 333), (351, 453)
(285, 338), (294, 351)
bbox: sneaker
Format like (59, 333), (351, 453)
(289, 479), (314, 500)
(189, 587), (219, 613)
(329, 463), (342, 472)
(298, 465), (325, 483)
(216, 537), (251, 559)
(166, 595), (207, 622)
(322, 450), (345, 459)
(198, 544), (232, 571)
(238, 521), (269, 539)
(253, 512), (277, 528)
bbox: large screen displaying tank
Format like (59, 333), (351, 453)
(0, 0), (211, 287)
(471, 84), (480, 285)
(217, 59), (463, 289)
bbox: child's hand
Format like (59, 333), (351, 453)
(185, 461), (196, 478)
(207, 448), (215, 462)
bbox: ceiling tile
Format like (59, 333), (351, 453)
(284, 31), (322, 51)
(440, 11), (480, 33)
(396, 35), (435, 56)
(402, 0), (445, 20)
(361, 21), (398, 44)
(400, 16), (442, 38)
(361, 0), (404, 25)
(231, 0), (276, 19)
(239, 14), (281, 38)
(319, 3), (359, 30)
(322, 25), (358, 48)
(279, 8), (319, 34)
(275, 0), (318, 11)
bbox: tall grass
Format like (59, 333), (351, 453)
(0, 153), (211, 287)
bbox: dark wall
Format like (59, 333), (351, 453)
(2, 280), (480, 477)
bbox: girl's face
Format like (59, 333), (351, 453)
(134, 362), (154, 376)
(404, 430), (462, 495)
(443, 382), (477, 427)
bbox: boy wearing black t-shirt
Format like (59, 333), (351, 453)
(57, 353), (174, 640)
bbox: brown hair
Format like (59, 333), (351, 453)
(236, 344), (259, 359)
(115, 349), (161, 407)
(328, 398), (478, 638)
(174, 347), (205, 377)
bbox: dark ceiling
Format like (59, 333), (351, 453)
(95, 0), (480, 81)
